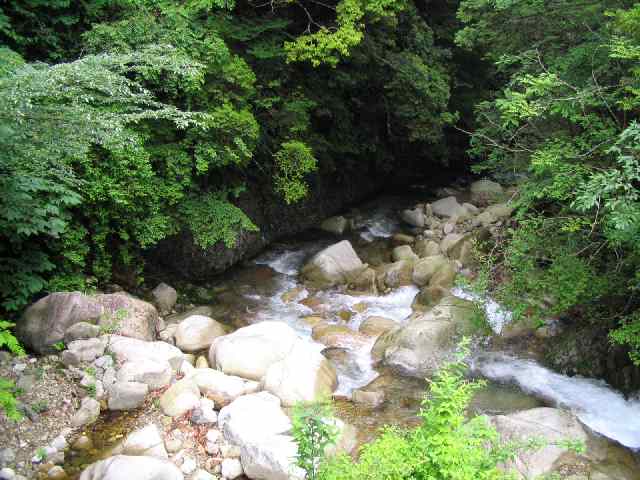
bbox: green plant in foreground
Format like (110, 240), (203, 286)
(291, 399), (339, 480)
(84, 383), (97, 398)
(0, 377), (22, 421)
(52, 341), (66, 352)
(31, 400), (49, 413)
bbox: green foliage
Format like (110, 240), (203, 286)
(273, 141), (318, 204)
(0, 377), (22, 421)
(0, 321), (25, 356)
(610, 310), (640, 365)
(291, 400), (339, 480)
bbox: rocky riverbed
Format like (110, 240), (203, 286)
(1, 180), (639, 480)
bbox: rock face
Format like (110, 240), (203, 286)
(210, 322), (298, 381)
(174, 315), (226, 353)
(79, 455), (183, 480)
(262, 342), (337, 406)
(18, 292), (159, 353)
(372, 297), (478, 377)
(151, 283), (177, 315)
(218, 392), (305, 480)
(301, 241), (364, 287)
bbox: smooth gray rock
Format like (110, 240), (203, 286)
(71, 397), (100, 427)
(107, 382), (148, 410)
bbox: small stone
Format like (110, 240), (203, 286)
(159, 378), (200, 417)
(195, 356), (209, 369)
(352, 389), (385, 408)
(192, 469), (216, 480)
(64, 322), (100, 343)
(0, 449), (16, 467)
(164, 437), (182, 454)
(205, 442), (219, 455)
(0, 467), (16, 480)
(219, 445), (240, 459)
(102, 367), (116, 386)
(180, 456), (197, 475)
(94, 355), (114, 370)
(191, 398), (218, 425)
(49, 451), (64, 465)
(71, 435), (92, 451)
(47, 466), (66, 479)
(206, 429), (221, 444)
(443, 222), (455, 235)
(221, 458), (243, 479)
(50, 435), (68, 451)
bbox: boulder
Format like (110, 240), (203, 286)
(391, 233), (415, 246)
(107, 381), (148, 410)
(263, 342), (337, 406)
(349, 267), (378, 294)
(116, 359), (173, 390)
(372, 297), (477, 378)
(490, 408), (589, 479)
(62, 338), (107, 366)
(174, 315), (225, 353)
(378, 260), (413, 289)
(151, 283), (177, 315)
(79, 455), (183, 480)
(359, 317), (397, 337)
(218, 392), (305, 480)
(392, 245), (418, 262)
(412, 255), (449, 287)
(311, 323), (364, 347)
(301, 241), (364, 287)
(165, 306), (215, 325)
(71, 397), (100, 427)
(107, 335), (183, 369)
(473, 203), (514, 227)
(210, 322), (299, 381)
(414, 239), (440, 258)
(400, 208), (426, 228)
(159, 378), (201, 417)
(352, 389), (384, 408)
(18, 292), (159, 353)
(64, 322), (101, 343)
(439, 233), (466, 256)
(320, 216), (349, 235)
(430, 196), (467, 218)
(187, 368), (260, 406)
(470, 179), (504, 206)
(429, 262), (457, 290)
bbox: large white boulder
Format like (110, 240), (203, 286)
(174, 315), (225, 353)
(79, 455), (183, 480)
(107, 335), (183, 370)
(263, 342), (337, 406)
(218, 392), (304, 480)
(209, 322), (299, 381)
(301, 240), (364, 287)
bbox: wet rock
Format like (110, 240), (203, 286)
(391, 233), (415, 246)
(71, 397), (100, 427)
(359, 316), (397, 337)
(151, 283), (177, 315)
(414, 239), (440, 258)
(107, 381), (148, 411)
(72, 436), (92, 451)
(210, 321), (298, 381)
(159, 378), (201, 417)
(412, 255), (449, 287)
(301, 240), (364, 288)
(400, 208), (426, 228)
(218, 392), (304, 480)
(187, 368), (260, 407)
(430, 196), (467, 218)
(79, 455), (183, 480)
(378, 260), (413, 289)
(263, 342), (338, 406)
(349, 267), (377, 294)
(320, 216), (349, 235)
(392, 245), (418, 262)
(470, 179), (504, 206)
(116, 359), (172, 390)
(115, 423), (168, 458)
(221, 458), (243, 479)
(107, 335), (183, 370)
(175, 315), (225, 353)
(64, 322), (101, 343)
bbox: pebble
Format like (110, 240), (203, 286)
(0, 448), (15, 466)
(50, 435), (68, 452)
(221, 458), (243, 479)
(164, 437), (183, 454)
(205, 442), (219, 455)
(191, 398), (217, 425)
(47, 466), (66, 479)
(71, 435), (92, 451)
(205, 430), (220, 444)
(94, 355), (113, 369)
(180, 456), (197, 475)
(0, 467), (15, 480)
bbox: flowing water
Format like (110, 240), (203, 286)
(209, 195), (640, 454)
